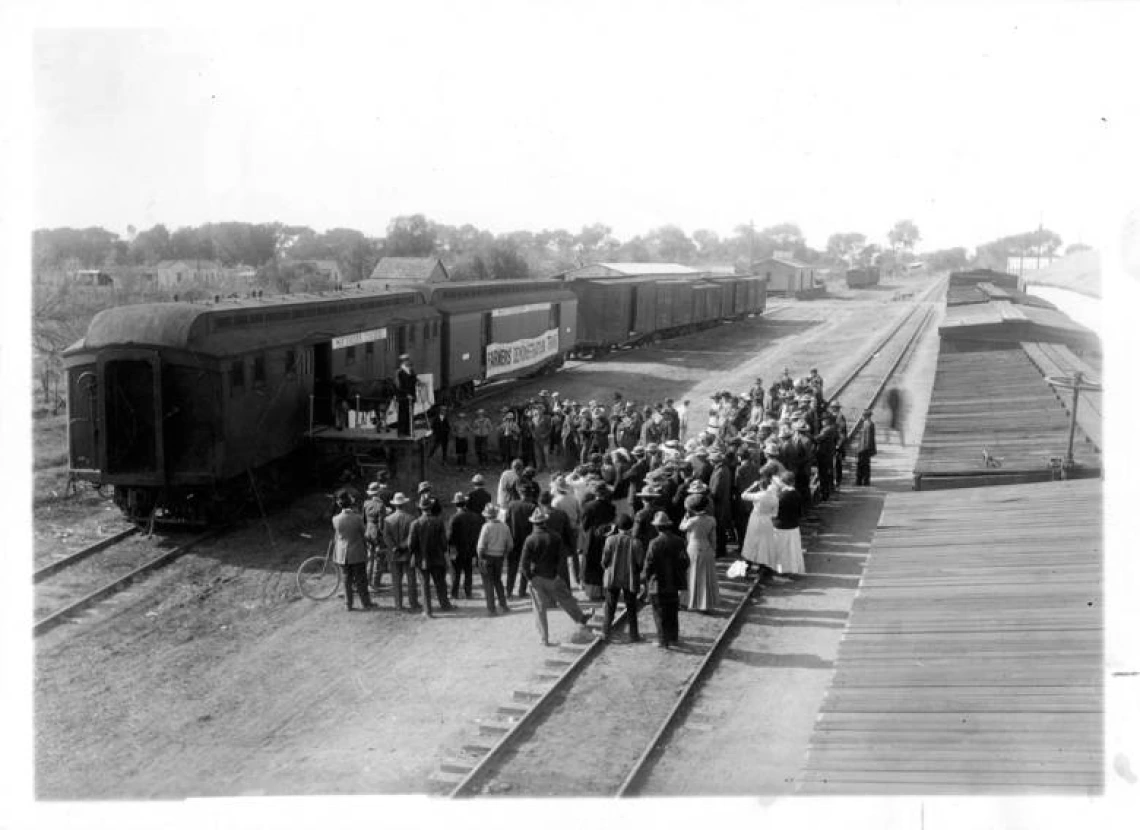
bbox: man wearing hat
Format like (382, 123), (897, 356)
(498, 409), (520, 464)
(548, 396), (564, 460)
(600, 514), (645, 643)
(830, 402), (849, 488)
(632, 482), (666, 551)
(520, 507), (595, 646)
(383, 492), (419, 611)
(475, 503), (512, 614)
(332, 490), (375, 611)
(815, 413), (839, 501)
(363, 481), (389, 591)
(505, 483), (539, 598)
(788, 420), (816, 505)
(708, 449), (734, 558)
(472, 408), (493, 465)
(690, 445), (712, 485)
(551, 476), (582, 587)
(409, 496), (453, 617)
(466, 473), (493, 517)
(452, 409), (472, 468)
(850, 408), (877, 486)
(447, 492), (484, 600)
(532, 403), (552, 472)
(427, 404), (451, 465)
(395, 354), (420, 438)
(640, 512), (689, 649)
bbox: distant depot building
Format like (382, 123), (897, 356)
(367, 256), (450, 285)
(69, 269), (114, 287)
(155, 259), (224, 288)
(559, 262), (707, 281)
(294, 259), (344, 284)
(1006, 254), (1059, 277)
(756, 255), (816, 295)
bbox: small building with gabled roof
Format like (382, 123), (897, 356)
(756, 256), (815, 295)
(367, 256), (449, 284)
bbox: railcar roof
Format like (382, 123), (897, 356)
(68, 287), (426, 355)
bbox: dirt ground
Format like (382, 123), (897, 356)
(32, 277), (940, 799)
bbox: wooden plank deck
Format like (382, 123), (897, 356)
(1021, 341), (1103, 451)
(913, 348), (1101, 489)
(799, 479), (1103, 794)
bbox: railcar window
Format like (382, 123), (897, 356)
(346, 346), (356, 366)
(230, 360), (244, 391)
(285, 349), (296, 375)
(365, 341), (374, 357)
(409, 324), (416, 346)
(253, 355), (266, 384)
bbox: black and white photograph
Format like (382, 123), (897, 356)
(3, 1), (1138, 827)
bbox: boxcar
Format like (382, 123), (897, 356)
(845, 267), (881, 288)
(419, 279), (577, 395)
(63, 287), (438, 522)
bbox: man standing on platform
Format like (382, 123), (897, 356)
(471, 408), (493, 465)
(851, 408), (877, 486)
(395, 354), (419, 438)
(447, 492), (483, 600)
(383, 492), (419, 611)
(830, 402), (849, 488)
(641, 511), (689, 649)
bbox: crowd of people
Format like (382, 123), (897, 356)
(329, 367), (881, 649)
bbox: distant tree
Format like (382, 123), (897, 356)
(692, 229), (723, 260)
(384, 214), (437, 257)
(168, 226), (216, 262)
(576, 223), (616, 258)
(128, 224), (171, 265)
(32, 226), (121, 272)
(923, 247), (970, 272)
(646, 224), (697, 263)
(487, 240), (531, 280)
(826, 232), (867, 264)
(888, 220), (921, 253)
(1065, 242), (1092, 255)
(758, 223), (804, 253)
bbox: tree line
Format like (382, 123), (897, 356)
(33, 216), (937, 287)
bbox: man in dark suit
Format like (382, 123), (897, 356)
(851, 408), (878, 486)
(641, 511), (690, 649)
(395, 354), (418, 437)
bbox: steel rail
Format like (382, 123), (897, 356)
(33, 527), (226, 637)
(33, 527), (140, 584)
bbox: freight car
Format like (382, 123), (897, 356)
(561, 273), (766, 356)
(845, 266), (881, 288)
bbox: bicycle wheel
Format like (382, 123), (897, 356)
(297, 549), (341, 601)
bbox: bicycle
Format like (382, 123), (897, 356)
(296, 537), (340, 600)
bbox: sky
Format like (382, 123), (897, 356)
(23, 0), (1140, 254)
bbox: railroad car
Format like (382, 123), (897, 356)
(845, 266), (881, 288)
(947, 267), (1023, 293)
(64, 286), (440, 523)
(66, 268), (769, 523)
(417, 278), (577, 397)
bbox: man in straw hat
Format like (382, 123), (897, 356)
(475, 503), (512, 614)
(383, 492), (419, 611)
(641, 511), (689, 649)
(363, 481), (389, 591)
(520, 508), (594, 646)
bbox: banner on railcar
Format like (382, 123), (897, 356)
(486, 329), (560, 378)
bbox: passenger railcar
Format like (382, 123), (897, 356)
(64, 287), (439, 522)
(845, 266), (881, 288)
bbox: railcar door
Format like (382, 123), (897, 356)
(312, 342), (333, 425)
(67, 363), (101, 475)
(98, 349), (164, 483)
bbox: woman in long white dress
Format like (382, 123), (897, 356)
(679, 493), (720, 613)
(739, 477), (779, 571)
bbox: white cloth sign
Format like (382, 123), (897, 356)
(486, 329), (559, 378)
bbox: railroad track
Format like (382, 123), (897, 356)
(436, 283), (942, 797)
(33, 527), (227, 637)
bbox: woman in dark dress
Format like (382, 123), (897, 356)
(580, 483), (616, 601)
